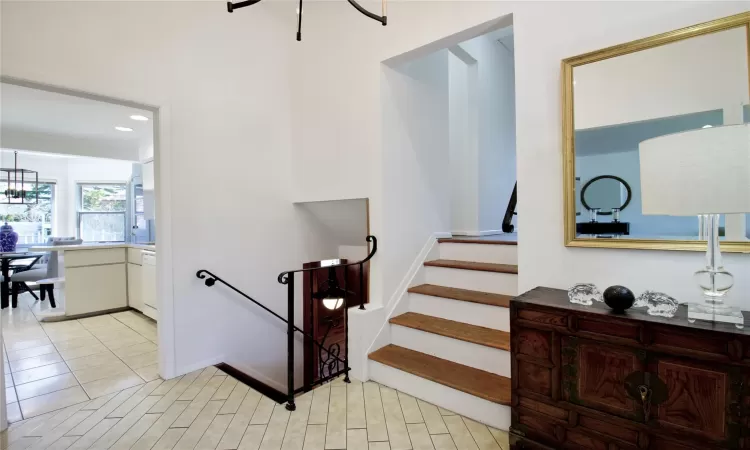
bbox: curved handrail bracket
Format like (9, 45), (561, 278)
(278, 235), (377, 284)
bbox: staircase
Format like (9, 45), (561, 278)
(368, 237), (517, 430)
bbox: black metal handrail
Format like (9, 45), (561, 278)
(197, 235), (377, 412)
(196, 270), (348, 367)
(502, 182), (517, 233)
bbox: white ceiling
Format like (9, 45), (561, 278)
(1, 83), (153, 161)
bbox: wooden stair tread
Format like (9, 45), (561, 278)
(408, 284), (512, 308)
(390, 312), (510, 350)
(369, 344), (511, 405)
(437, 238), (517, 246)
(424, 259), (518, 274)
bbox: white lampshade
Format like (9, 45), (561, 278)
(639, 123), (750, 216)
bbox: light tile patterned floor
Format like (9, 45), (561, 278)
(2, 295), (509, 450)
(2, 294), (159, 423)
(1, 372), (509, 450)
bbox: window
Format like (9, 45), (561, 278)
(78, 183), (127, 242)
(0, 182), (55, 245)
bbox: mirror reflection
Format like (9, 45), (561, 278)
(572, 26), (750, 240)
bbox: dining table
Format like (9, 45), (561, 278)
(0, 252), (44, 309)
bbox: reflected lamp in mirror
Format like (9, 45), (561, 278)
(639, 123), (750, 326)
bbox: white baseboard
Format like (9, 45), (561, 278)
(223, 360), (288, 393)
(450, 230), (506, 237)
(434, 232), (452, 239)
(174, 355), (226, 379)
(365, 234), (439, 357)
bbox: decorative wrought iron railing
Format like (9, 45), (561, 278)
(197, 235), (377, 411)
(502, 182), (517, 233)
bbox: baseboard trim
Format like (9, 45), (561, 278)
(39, 306), (132, 323)
(434, 232), (452, 239)
(216, 363), (288, 404)
(366, 234), (439, 358)
(450, 230), (505, 237)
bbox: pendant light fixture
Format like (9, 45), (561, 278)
(313, 266), (354, 310)
(1, 152), (39, 205)
(227, 0), (386, 42)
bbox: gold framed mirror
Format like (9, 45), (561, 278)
(562, 11), (750, 252)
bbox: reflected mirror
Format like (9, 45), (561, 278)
(563, 12), (750, 251)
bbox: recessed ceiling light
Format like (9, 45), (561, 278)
(130, 115), (149, 121)
(702, 125), (713, 129)
(115, 126), (133, 132)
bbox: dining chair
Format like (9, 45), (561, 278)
(10, 237), (81, 308)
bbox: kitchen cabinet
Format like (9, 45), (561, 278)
(141, 250), (157, 321)
(127, 264), (143, 312)
(65, 248), (127, 316)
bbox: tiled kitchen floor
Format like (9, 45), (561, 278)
(1, 369), (509, 450)
(2, 294), (159, 423)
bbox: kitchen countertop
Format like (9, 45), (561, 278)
(30, 243), (156, 252)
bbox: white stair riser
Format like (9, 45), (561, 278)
(408, 293), (509, 331)
(425, 266), (518, 295)
(390, 325), (510, 377)
(369, 360), (511, 430)
(439, 243), (517, 265)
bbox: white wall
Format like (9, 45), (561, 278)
(448, 50), (479, 234)
(381, 49), (451, 308)
(288, 1), (750, 319)
(575, 25), (749, 130)
(6, 0), (750, 390)
(1, 0), (316, 387)
(460, 33), (516, 233)
(0, 150), (132, 238)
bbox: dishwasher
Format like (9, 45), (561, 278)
(141, 250), (158, 321)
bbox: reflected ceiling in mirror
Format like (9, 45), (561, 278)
(562, 12), (750, 252)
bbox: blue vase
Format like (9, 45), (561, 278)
(0, 223), (19, 252)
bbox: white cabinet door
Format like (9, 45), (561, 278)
(141, 252), (157, 318)
(128, 263), (143, 312)
(65, 264), (127, 316)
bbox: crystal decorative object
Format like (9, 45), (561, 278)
(568, 283), (602, 306)
(634, 291), (678, 318)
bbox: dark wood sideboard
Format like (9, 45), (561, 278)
(510, 287), (750, 450)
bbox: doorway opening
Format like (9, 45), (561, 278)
(0, 78), (168, 425)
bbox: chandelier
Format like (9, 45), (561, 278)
(1, 152), (39, 205)
(226, 0), (387, 41)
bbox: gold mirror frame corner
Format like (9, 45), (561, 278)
(562, 11), (750, 254)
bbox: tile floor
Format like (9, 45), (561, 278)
(2, 294), (159, 423)
(1, 294), (509, 450)
(1, 369), (509, 450)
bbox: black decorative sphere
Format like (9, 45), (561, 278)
(603, 285), (635, 313)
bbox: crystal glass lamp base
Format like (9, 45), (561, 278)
(688, 302), (744, 329)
